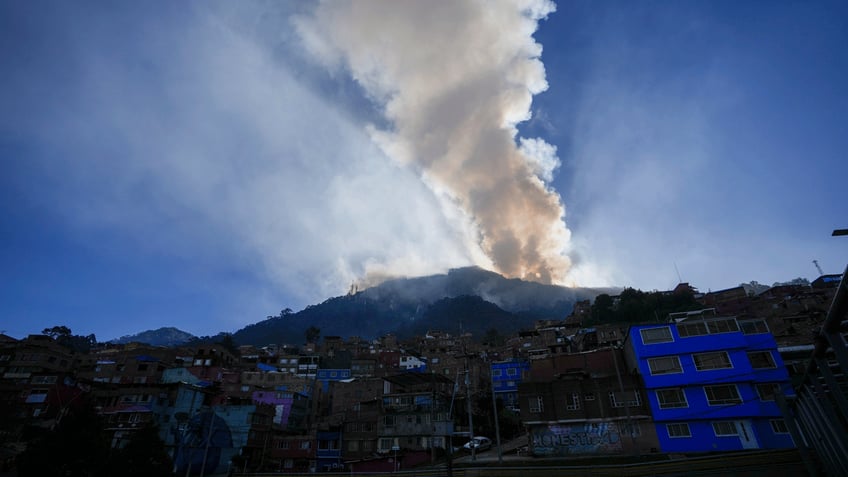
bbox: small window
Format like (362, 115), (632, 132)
(748, 351), (777, 369)
(648, 356), (683, 375)
(712, 421), (739, 436)
(641, 327), (673, 344)
(300, 440), (311, 449)
(507, 368), (518, 376)
(693, 352), (733, 371)
(584, 393), (595, 401)
(566, 393), (581, 411)
(609, 390), (641, 408)
(704, 385), (742, 406)
(707, 319), (739, 334)
(656, 388), (688, 409)
(677, 322), (708, 338)
(529, 396), (544, 413)
(667, 423), (691, 438)
(492, 369), (502, 377)
(740, 320), (769, 335)
(756, 383), (781, 402)
(770, 419), (789, 434)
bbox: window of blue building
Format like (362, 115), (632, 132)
(712, 421), (738, 436)
(693, 351), (733, 371)
(641, 327), (673, 344)
(704, 385), (742, 405)
(656, 388), (688, 409)
(648, 356), (683, 375)
(707, 318), (739, 334)
(666, 423), (691, 438)
(769, 419), (789, 434)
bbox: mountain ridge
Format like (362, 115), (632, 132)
(111, 267), (616, 347)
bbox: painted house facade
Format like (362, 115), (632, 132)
(625, 316), (795, 453)
(491, 358), (529, 411)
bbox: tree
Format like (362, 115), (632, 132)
(305, 325), (321, 344)
(591, 294), (615, 324)
(216, 333), (240, 356)
(42, 325), (71, 340)
(41, 325), (97, 353)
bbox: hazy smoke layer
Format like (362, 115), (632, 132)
(295, 0), (572, 284)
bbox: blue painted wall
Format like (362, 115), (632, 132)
(491, 359), (529, 410)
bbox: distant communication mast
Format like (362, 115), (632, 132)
(813, 260), (824, 276)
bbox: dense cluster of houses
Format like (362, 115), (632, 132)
(0, 275), (840, 474)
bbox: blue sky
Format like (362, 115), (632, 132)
(2, 1), (846, 341)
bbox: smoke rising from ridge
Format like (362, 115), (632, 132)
(294, 0), (572, 284)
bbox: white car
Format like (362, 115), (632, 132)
(463, 436), (492, 451)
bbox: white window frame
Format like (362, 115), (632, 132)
(648, 356), (683, 375)
(641, 327), (673, 345)
(712, 421), (739, 436)
(566, 393), (581, 411)
(704, 385), (742, 406)
(609, 390), (641, 408)
(666, 423), (691, 438)
(655, 388), (688, 409)
(692, 351), (733, 371)
(677, 322), (708, 338)
(770, 419), (790, 434)
(707, 318), (739, 334)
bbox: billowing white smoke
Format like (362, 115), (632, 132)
(294, 0), (572, 284)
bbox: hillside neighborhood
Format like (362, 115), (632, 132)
(0, 273), (845, 476)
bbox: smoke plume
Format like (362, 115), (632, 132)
(294, 0), (572, 284)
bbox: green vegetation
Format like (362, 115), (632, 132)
(587, 287), (701, 325)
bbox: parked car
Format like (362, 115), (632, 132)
(463, 436), (492, 451)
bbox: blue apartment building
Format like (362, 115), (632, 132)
(624, 315), (794, 453)
(491, 359), (530, 411)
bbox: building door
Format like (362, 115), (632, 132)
(735, 420), (759, 449)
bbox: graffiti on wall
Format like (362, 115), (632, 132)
(530, 421), (622, 456)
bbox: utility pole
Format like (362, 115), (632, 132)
(465, 359), (476, 461)
(489, 362), (503, 464)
